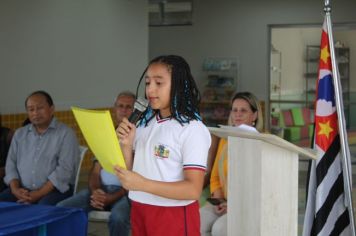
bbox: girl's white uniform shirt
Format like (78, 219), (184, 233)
(129, 115), (211, 206)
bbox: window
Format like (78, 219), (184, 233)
(269, 24), (356, 146)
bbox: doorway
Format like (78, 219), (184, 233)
(269, 23), (356, 147)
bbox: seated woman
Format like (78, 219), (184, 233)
(200, 91), (263, 236)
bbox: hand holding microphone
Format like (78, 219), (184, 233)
(128, 97), (149, 124)
(117, 97), (148, 146)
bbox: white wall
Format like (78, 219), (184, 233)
(0, 0), (148, 114)
(149, 0), (356, 103)
(2, 0), (355, 114)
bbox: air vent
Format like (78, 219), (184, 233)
(149, 0), (193, 26)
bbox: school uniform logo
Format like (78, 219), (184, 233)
(154, 144), (170, 159)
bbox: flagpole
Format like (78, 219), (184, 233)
(324, 0), (356, 234)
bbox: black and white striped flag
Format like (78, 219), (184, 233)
(302, 17), (353, 236)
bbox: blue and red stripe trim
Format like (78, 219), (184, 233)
(183, 164), (206, 171)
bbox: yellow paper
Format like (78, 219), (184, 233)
(71, 107), (126, 174)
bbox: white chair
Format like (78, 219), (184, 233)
(88, 210), (111, 222)
(73, 145), (88, 194)
(74, 146), (112, 222)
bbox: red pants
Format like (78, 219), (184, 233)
(130, 200), (200, 236)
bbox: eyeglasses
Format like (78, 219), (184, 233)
(115, 104), (133, 110)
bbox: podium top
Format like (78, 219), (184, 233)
(208, 127), (316, 160)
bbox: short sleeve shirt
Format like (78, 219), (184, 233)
(129, 115), (211, 206)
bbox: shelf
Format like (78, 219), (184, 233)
(270, 100), (307, 104)
(203, 58), (238, 71)
(201, 57), (237, 126)
(338, 61), (349, 64)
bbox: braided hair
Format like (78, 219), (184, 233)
(139, 55), (201, 126)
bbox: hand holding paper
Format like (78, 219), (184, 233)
(72, 107), (126, 174)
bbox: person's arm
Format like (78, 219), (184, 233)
(211, 188), (224, 199)
(209, 157), (222, 196)
(89, 162), (127, 209)
(210, 185), (227, 215)
(25, 181), (55, 203)
(115, 122), (211, 200)
(104, 188), (127, 204)
(115, 167), (204, 200)
(209, 139), (227, 198)
(90, 188), (127, 210)
(88, 161), (102, 192)
(143, 169), (204, 200)
(116, 117), (136, 170)
(47, 126), (80, 193)
(9, 179), (30, 202)
(209, 145), (227, 214)
(203, 134), (220, 188)
(4, 133), (20, 186)
(208, 137), (227, 214)
(4, 130), (30, 202)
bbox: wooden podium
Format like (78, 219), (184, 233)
(208, 127), (316, 236)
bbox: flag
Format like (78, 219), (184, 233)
(302, 18), (352, 236)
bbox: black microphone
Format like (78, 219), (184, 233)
(129, 97), (149, 124)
